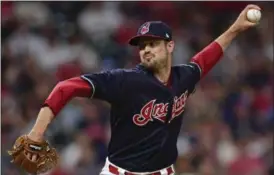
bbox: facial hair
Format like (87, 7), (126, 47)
(141, 51), (169, 72)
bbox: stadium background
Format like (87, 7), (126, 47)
(1, 1), (273, 175)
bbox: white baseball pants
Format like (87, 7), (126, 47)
(100, 158), (176, 175)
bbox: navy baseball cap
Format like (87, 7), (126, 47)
(128, 21), (173, 46)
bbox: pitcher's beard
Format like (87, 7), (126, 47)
(141, 59), (167, 72)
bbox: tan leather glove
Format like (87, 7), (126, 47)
(8, 135), (59, 174)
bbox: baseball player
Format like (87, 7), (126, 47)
(8, 4), (261, 175)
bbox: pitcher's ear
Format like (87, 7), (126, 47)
(166, 40), (175, 53)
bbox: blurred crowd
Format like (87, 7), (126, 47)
(1, 2), (273, 175)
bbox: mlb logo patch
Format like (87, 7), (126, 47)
(140, 22), (150, 35)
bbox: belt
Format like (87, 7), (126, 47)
(108, 164), (174, 175)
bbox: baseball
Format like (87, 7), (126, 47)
(247, 9), (261, 23)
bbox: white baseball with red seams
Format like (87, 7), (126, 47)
(246, 9), (261, 23)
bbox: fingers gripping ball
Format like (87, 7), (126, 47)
(7, 135), (59, 174)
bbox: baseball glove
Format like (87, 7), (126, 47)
(7, 135), (59, 174)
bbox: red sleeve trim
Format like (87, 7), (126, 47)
(43, 77), (92, 116)
(190, 41), (223, 78)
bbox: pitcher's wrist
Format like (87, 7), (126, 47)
(28, 130), (44, 142)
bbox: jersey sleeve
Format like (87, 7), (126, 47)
(177, 62), (202, 94)
(80, 69), (125, 103)
(43, 77), (92, 116)
(178, 41), (223, 94)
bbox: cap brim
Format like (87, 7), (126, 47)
(128, 34), (167, 46)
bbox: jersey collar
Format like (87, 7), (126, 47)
(136, 64), (172, 88)
(136, 64), (150, 73)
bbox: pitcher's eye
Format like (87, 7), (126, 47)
(138, 43), (145, 50)
(138, 40), (159, 50)
(151, 40), (161, 47)
(149, 42), (154, 47)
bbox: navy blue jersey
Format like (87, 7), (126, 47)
(81, 62), (201, 172)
